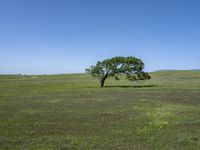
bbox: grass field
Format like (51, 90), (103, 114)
(0, 70), (200, 149)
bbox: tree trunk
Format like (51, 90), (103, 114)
(100, 78), (106, 87)
(100, 74), (108, 87)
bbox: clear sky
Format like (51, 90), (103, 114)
(0, 0), (199, 74)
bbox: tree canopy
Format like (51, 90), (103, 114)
(86, 56), (151, 87)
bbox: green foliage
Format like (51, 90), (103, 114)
(86, 56), (151, 87)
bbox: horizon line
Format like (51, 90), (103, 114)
(0, 69), (199, 76)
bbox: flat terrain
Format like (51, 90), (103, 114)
(0, 71), (200, 149)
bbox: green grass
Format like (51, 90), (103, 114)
(0, 70), (200, 149)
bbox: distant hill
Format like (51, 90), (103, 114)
(153, 69), (177, 72)
(154, 69), (200, 72)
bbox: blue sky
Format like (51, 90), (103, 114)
(0, 0), (199, 74)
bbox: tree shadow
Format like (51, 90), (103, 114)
(104, 84), (158, 88)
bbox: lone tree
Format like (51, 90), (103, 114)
(86, 56), (151, 87)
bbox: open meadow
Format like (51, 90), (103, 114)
(0, 70), (200, 149)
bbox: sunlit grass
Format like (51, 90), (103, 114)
(0, 71), (200, 149)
